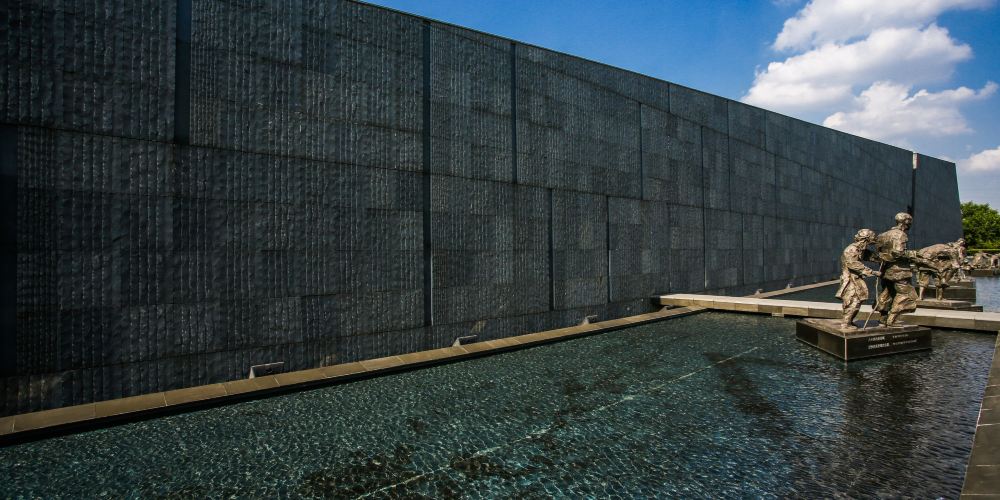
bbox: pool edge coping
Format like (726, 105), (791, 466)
(962, 331), (1000, 497)
(0, 280), (835, 446)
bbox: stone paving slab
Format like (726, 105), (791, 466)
(94, 393), (167, 419)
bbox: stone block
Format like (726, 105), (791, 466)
(667, 204), (704, 292)
(608, 198), (668, 301)
(728, 101), (766, 150)
(2, 1), (175, 141)
(668, 84), (728, 134)
(430, 25), (512, 182)
(705, 209), (742, 290)
(552, 190), (607, 309)
(730, 140), (776, 217)
(190, 0), (423, 163)
(701, 127), (730, 211)
(642, 106), (702, 206)
(516, 46), (641, 197)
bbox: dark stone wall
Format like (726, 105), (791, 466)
(0, 0), (963, 415)
(910, 154), (963, 248)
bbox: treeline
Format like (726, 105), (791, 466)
(962, 202), (1000, 250)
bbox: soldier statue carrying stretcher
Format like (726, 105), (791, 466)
(835, 228), (878, 330)
(873, 213), (937, 327)
(836, 213), (938, 329)
(915, 239), (965, 301)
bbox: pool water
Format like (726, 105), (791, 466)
(2, 310), (995, 498)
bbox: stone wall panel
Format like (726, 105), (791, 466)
(430, 25), (512, 182)
(552, 190), (607, 309)
(641, 107), (702, 206)
(1, 0), (175, 141)
(516, 46), (641, 197)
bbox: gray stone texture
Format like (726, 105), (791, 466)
(1, 0), (176, 141)
(515, 45), (641, 197)
(911, 154), (962, 247)
(0, 0), (963, 415)
(430, 25), (511, 183)
(190, 0), (423, 167)
(642, 106), (702, 207)
(608, 198), (670, 303)
(551, 190), (607, 310)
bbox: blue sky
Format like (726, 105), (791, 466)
(367, 0), (1000, 209)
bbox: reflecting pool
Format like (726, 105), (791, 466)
(1, 310), (993, 498)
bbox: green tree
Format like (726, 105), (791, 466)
(961, 202), (1000, 249)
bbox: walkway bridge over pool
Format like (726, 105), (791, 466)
(657, 294), (1000, 333)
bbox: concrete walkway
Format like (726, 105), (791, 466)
(657, 294), (1000, 332)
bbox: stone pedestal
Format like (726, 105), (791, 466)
(970, 269), (999, 277)
(795, 318), (932, 361)
(916, 299), (983, 312)
(925, 286), (976, 301)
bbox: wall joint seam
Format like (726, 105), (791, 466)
(174, 0), (192, 145)
(0, 125), (16, 377)
(547, 188), (555, 311)
(510, 42), (518, 184)
(421, 22), (434, 327)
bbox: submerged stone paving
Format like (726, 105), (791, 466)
(0, 313), (991, 498)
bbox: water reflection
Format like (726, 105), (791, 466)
(0, 313), (992, 498)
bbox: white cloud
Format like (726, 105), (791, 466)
(959, 146), (1000, 172)
(743, 25), (972, 113)
(822, 81), (997, 142)
(774, 0), (993, 51)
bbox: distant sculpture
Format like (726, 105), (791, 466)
(835, 228), (878, 329)
(915, 240), (963, 301)
(972, 252), (991, 269)
(953, 238), (968, 279)
(992, 253), (1000, 269)
(874, 213), (933, 327)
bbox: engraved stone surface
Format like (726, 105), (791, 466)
(910, 154), (963, 248)
(0, 0), (965, 415)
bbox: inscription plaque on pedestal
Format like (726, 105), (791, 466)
(796, 318), (932, 361)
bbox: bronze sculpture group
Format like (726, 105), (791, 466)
(971, 251), (1000, 270)
(915, 239), (965, 301)
(836, 212), (966, 330)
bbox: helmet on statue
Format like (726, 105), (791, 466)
(854, 228), (876, 242)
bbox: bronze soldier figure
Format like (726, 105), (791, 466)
(952, 238), (968, 279)
(915, 240), (963, 301)
(875, 213), (932, 326)
(835, 229), (878, 329)
(972, 252), (991, 269)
